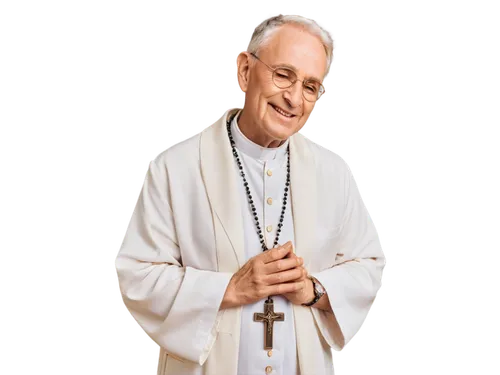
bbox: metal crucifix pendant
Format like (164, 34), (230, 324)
(253, 298), (285, 350)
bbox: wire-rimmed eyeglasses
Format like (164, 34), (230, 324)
(250, 52), (325, 102)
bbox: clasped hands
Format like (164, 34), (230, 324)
(224, 241), (314, 308)
(278, 241), (314, 305)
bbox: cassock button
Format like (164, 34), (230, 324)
(267, 197), (273, 205)
(267, 350), (272, 357)
(266, 169), (273, 176)
(266, 225), (273, 232)
(265, 365), (272, 373)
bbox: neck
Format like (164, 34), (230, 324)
(237, 109), (285, 148)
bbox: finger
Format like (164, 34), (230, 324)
(265, 268), (304, 285)
(290, 267), (308, 281)
(270, 280), (305, 295)
(300, 267), (309, 280)
(263, 256), (303, 274)
(283, 242), (295, 256)
(285, 252), (301, 264)
(261, 242), (292, 264)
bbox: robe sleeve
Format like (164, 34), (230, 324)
(310, 162), (386, 350)
(115, 157), (234, 366)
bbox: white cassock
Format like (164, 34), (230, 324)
(115, 108), (386, 375)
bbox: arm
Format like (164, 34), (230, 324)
(302, 276), (332, 313)
(311, 291), (332, 312)
(309, 162), (386, 350)
(220, 285), (238, 310)
(115, 157), (234, 366)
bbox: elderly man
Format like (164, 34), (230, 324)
(115, 14), (385, 375)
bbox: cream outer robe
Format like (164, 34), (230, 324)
(115, 108), (386, 375)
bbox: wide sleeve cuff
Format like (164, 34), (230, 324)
(155, 267), (233, 365)
(310, 256), (384, 351)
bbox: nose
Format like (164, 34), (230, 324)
(283, 81), (303, 109)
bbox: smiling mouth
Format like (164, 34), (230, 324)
(270, 103), (296, 118)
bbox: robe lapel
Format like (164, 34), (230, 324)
(199, 108), (244, 375)
(289, 132), (324, 375)
(289, 130), (317, 267)
(200, 108), (246, 272)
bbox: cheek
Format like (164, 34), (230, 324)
(243, 79), (278, 123)
(300, 106), (314, 122)
(259, 74), (276, 90)
(258, 92), (278, 115)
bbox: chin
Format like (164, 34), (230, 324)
(265, 103), (302, 138)
(263, 122), (293, 141)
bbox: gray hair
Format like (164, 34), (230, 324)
(247, 14), (334, 77)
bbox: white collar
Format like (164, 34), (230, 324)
(230, 110), (289, 161)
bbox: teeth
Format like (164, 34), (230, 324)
(273, 104), (293, 117)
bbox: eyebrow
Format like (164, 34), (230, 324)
(270, 62), (323, 83)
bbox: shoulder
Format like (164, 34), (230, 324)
(295, 132), (350, 176)
(294, 133), (355, 205)
(151, 132), (202, 169)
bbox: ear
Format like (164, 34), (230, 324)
(236, 52), (252, 93)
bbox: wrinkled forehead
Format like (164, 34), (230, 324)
(259, 25), (327, 82)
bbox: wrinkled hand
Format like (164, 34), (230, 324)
(222, 241), (307, 308)
(281, 245), (315, 306)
